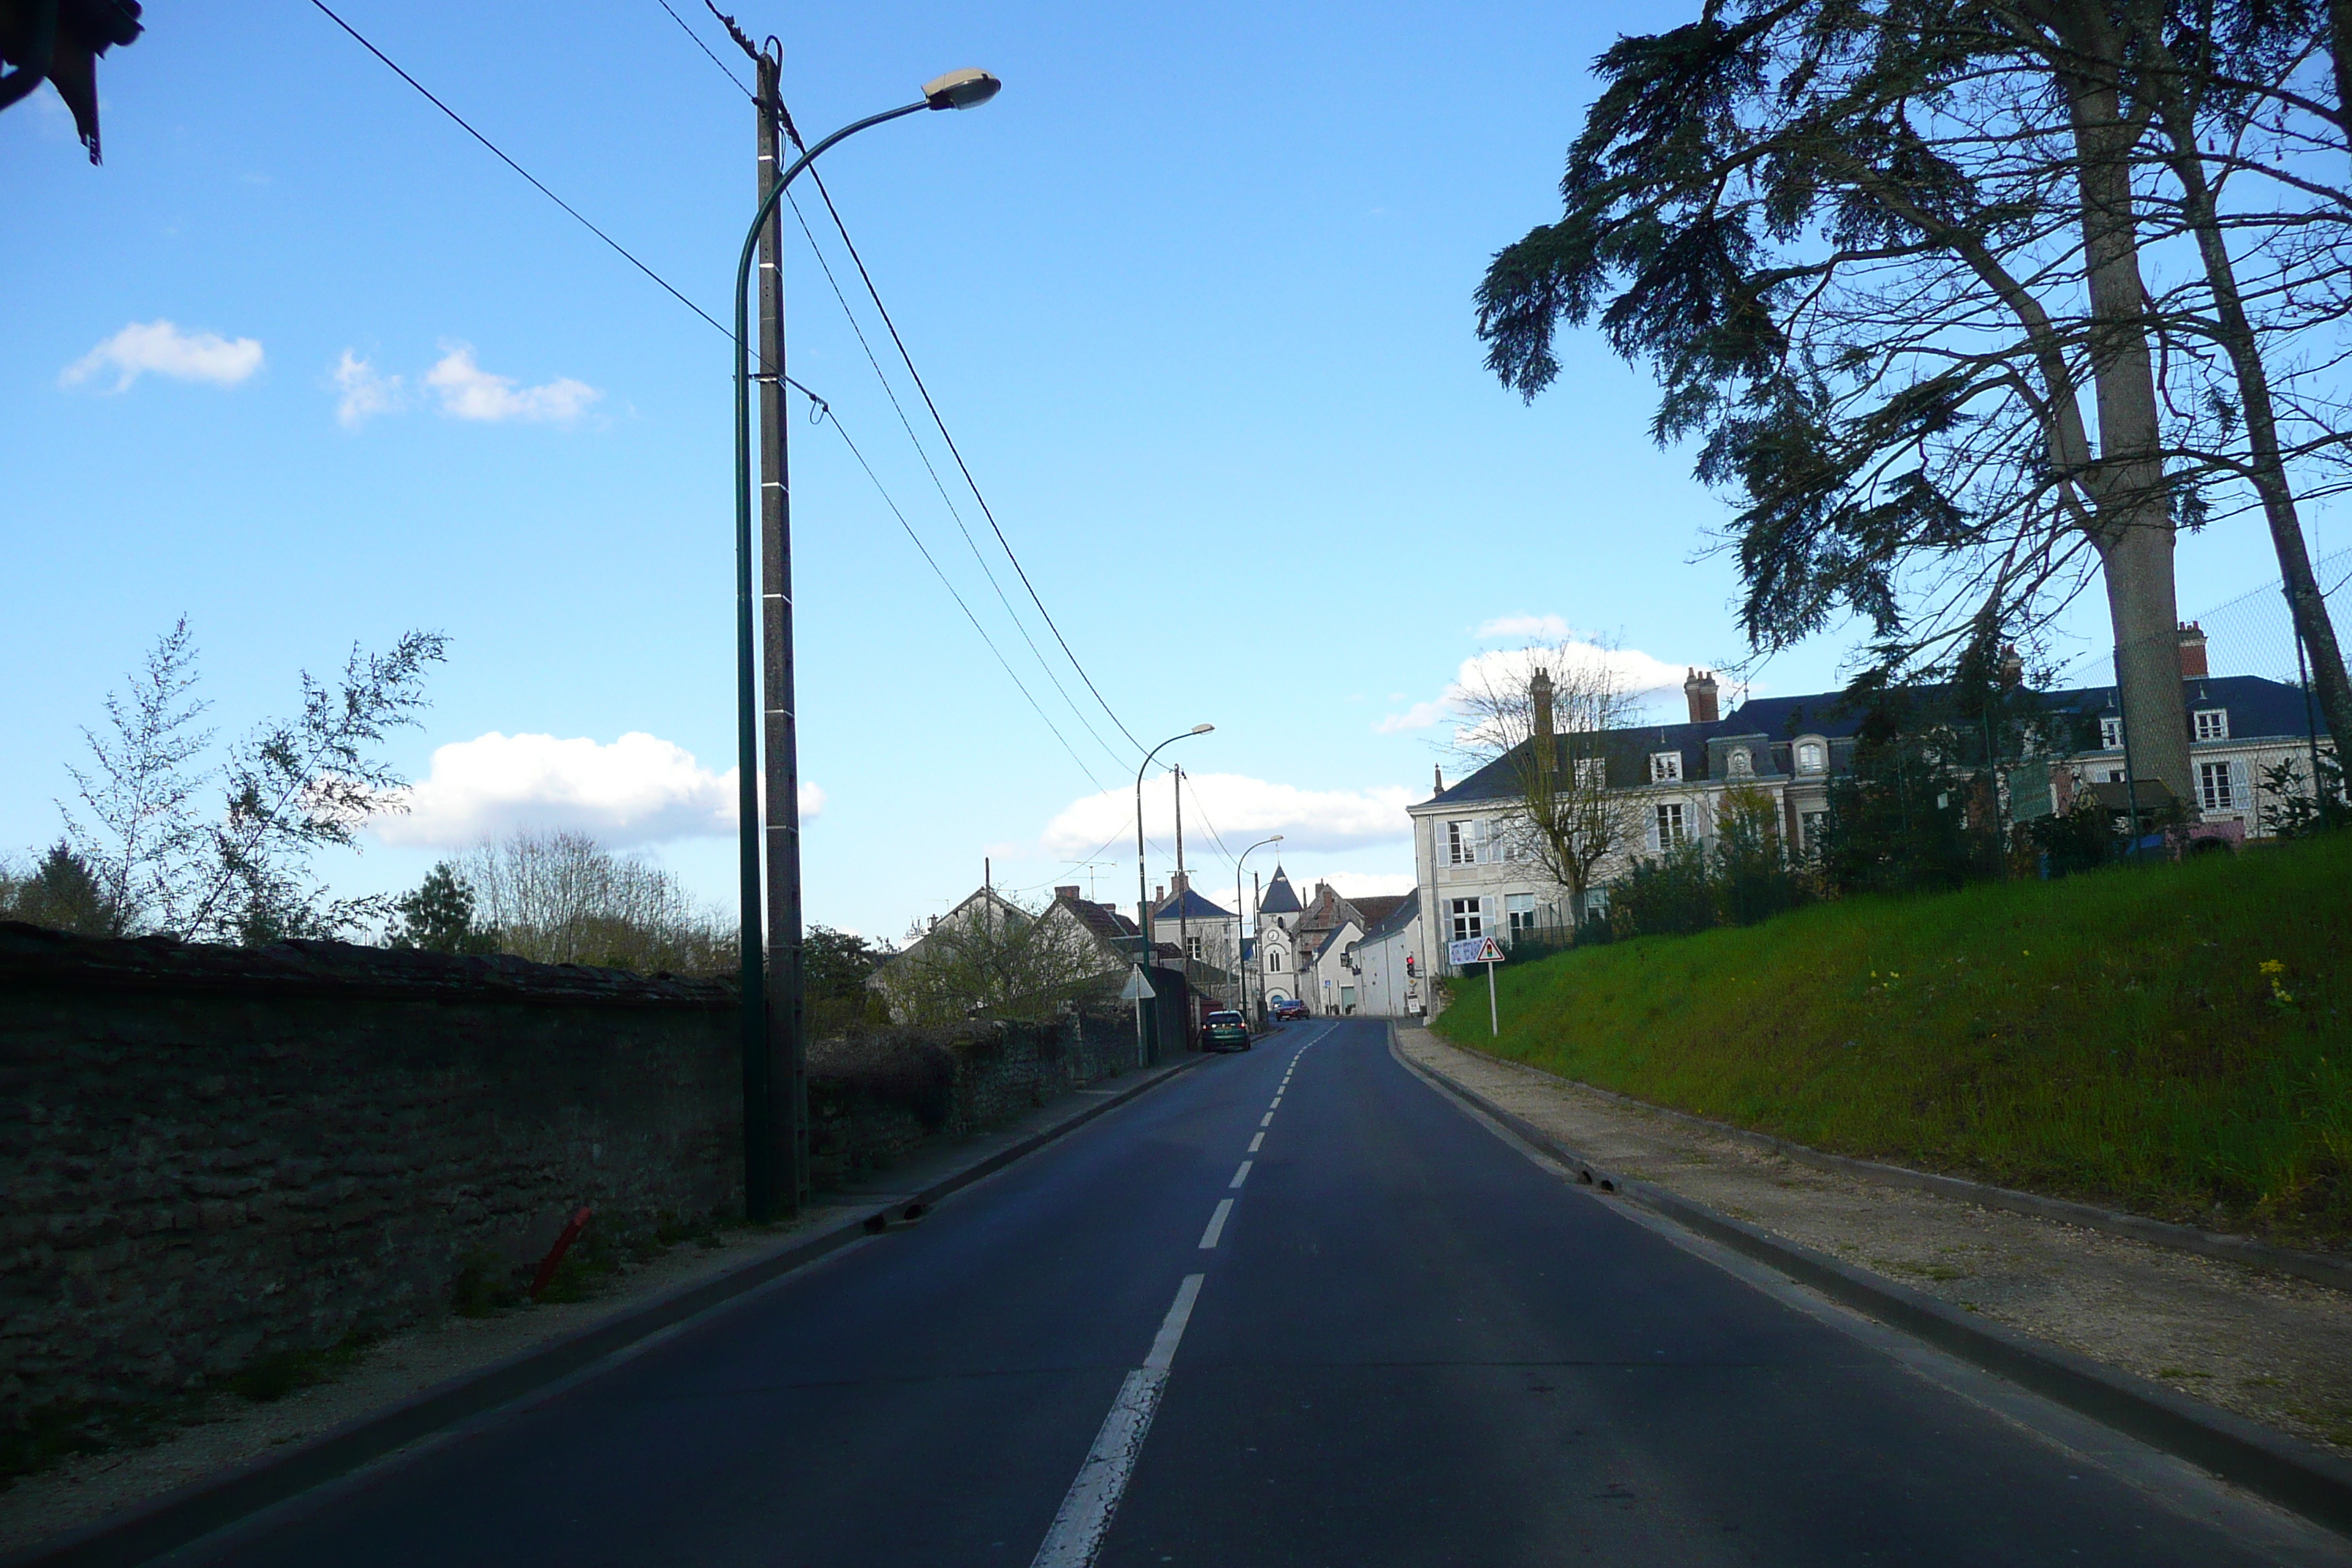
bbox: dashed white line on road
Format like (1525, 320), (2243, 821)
(1248, 1132), (1264, 1153)
(1199, 1198), (1234, 1249)
(1028, 1274), (1205, 1568)
(1259, 1112), (1274, 1127)
(1270, 1097), (1282, 1109)
(1229, 1161), (1253, 1188)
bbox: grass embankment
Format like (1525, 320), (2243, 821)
(1436, 833), (2352, 1247)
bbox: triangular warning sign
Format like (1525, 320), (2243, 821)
(1476, 936), (1507, 963)
(1119, 966), (1156, 1001)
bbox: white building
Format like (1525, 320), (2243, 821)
(1406, 627), (2337, 981)
(1346, 892), (1425, 1017)
(1249, 870), (1411, 1018)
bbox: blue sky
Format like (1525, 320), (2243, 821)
(2, 0), (2315, 943)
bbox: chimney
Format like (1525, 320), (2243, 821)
(1154, 883), (1165, 905)
(1054, 885), (1080, 900)
(2178, 622), (2209, 679)
(1530, 668), (1556, 777)
(1684, 667), (1720, 724)
(1999, 644), (2024, 687)
(1433, 763), (1444, 794)
(1172, 870), (1189, 894)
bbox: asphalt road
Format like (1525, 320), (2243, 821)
(173, 1018), (2346, 1567)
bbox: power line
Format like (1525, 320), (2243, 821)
(307, 0), (734, 341)
(1177, 766), (1243, 870)
(799, 163), (1148, 758)
(649, 0), (752, 97)
(314, 2), (1115, 791)
(804, 396), (1111, 791)
(779, 186), (1129, 772)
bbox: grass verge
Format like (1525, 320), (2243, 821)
(1434, 832), (2352, 1247)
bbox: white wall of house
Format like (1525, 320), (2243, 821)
(1352, 911), (1424, 1017)
(1305, 919), (1363, 1015)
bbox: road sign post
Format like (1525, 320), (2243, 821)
(1121, 964), (1156, 1068)
(1447, 935), (1508, 1036)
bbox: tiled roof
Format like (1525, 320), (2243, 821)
(1347, 894), (1409, 930)
(1055, 893), (1139, 950)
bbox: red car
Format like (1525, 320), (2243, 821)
(1270, 998), (1308, 1022)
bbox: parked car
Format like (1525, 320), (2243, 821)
(1200, 1010), (1251, 1052)
(1270, 998), (1308, 1022)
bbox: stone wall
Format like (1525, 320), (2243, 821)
(0, 924), (1147, 1433)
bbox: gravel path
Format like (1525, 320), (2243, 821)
(1396, 1025), (2352, 1457)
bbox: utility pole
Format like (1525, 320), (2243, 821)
(754, 49), (807, 1215)
(1251, 870), (1262, 1022)
(1174, 766), (1189, 1033)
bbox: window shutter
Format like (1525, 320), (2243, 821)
(2231, 758), (2250, 812)
(1474, 818), (1493, 862)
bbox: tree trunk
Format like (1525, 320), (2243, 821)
(2057, 5), (2193, 806)
(2134, 18), (2352, 762)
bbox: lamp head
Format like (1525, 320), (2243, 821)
(1191, 723), (1214, 734)
(923, 68), (1001, 110)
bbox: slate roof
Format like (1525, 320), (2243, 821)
(1257, 869), (1303, 916)
(1420, 673), (2321, 804)
(1152, 885), (1234, 921)
(1360, 891), (1420, 943)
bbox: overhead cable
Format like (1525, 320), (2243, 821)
(800, 162), (1149, 759)
(649, 0), (752, 97)
(780, 189), (1130, 774)
(805, 399), (1111, 791)
(315, 2), (1113, 791)
(307, 0), (734, 341)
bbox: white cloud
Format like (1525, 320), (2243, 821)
(333, 350), (405, 429)
(1373, 699), (1452, 735)
(1475, 613), (1575, 641)
(1041, 772), (1414, 860)
(61, 320), (264, 392)
(372, 731), (820, 849)
(1376, 641), (1696, 737)
(425, 343), (599, 423)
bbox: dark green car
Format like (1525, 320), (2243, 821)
(1200, 1010), (1251, 1052)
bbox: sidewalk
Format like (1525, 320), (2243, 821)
(0, 1056), (1197, 1566)
(1394, 1026), (2352, 1459)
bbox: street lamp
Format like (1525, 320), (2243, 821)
(1133, 724), (1213, 1066)
(1235, 834), (1281, 1026)
(732, 68), (1000, 1223)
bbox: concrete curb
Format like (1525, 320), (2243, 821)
(1392, 1032), (2352, 1542)
(6, 1055), (1206, 1568)
(1437, 1035), (2352, 1294)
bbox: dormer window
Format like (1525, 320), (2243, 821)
(2100, 716), (2125, 750)
(1649, 751), (1683, 783)
(2194, 709), (2228, 742)
(1795, 741), (1825, 774)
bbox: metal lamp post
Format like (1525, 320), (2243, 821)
(1132, 724), (1213, 1066)
(732, 66), (1000, 1223)
(1235, 834), (1281, 1026)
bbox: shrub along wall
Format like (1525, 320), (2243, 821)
(0, 924), (1141, 1442)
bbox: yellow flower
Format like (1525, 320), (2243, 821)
(2260, 959), (2285, 976)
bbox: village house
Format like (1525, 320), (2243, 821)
(1404, 624), (2337, 982)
